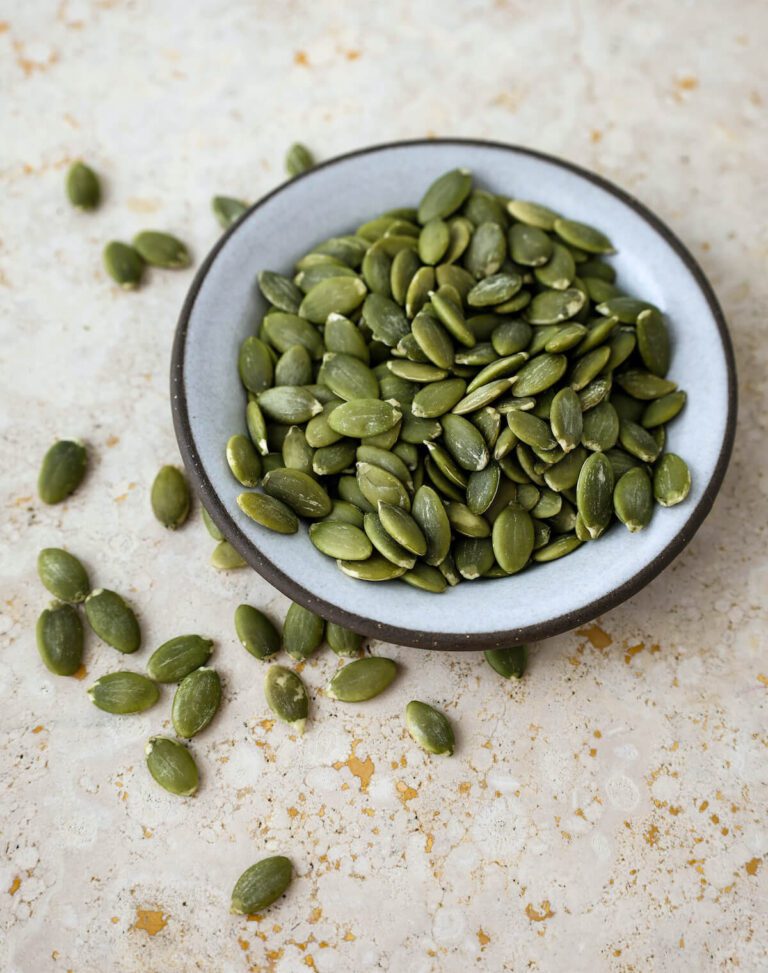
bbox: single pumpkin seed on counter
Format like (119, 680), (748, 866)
(103, 241), (144, 289)
(132, 231), (191, 269)
(613, 467), (653, 532)
(653, 453), (691, 507)
(38, 439), (87, 504)
(231, 857), (293, 915)
(235, 605), (280, 660)
(405, 701), (455, 755)
(37, 548), (90, 603)
(145, 736), (199, 797)
(285, 142), (314, 177)
(283, 603), (325, 661)
(264, 665), (309, 732)
(210, 540), (247, 570)
(202, 507), (225, 540)
(326, 622), (363, 657)
(147, 635), (214, 682)
(66, 160), (100, 210)
(326, 656), (398, 702)
(88, 671), (159, 715)
(151, 465), (190, 529)
(212, 195), (248, 228)
(36, 602), (83, 676)
(172, 667), (222, 738)
(484, 645), (528, 679)
(84, 588), (141, 654)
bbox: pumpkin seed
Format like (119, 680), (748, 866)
(171, 668), (221, 738)
(38, 439), (87, 505)
(578, 374), (612, 411)
(237, 491), (299, 533)
(262, 312), (324, 359)
(417, 219), (449, 265)
(506, 199), (559, 229)
(147, 634), (214, 682)
(151, 465), (190, 529)
(408, 485), (450, 565)
(37, 548), (90, 603)
(212, 195), (248, 228)
(467, 272), (522, 308)
(258, 387), (322, 424)
(402, 562), (447, 592)
(133, 231), (191, 269)
(275, 345), (313, 387)
(327, 398), (401, 438)
(66, 161), (100, 210)
(325, 314), (370, 363)
(509, 222), (553, 266)
(491, 320), (533, 356)
(534, 242), (575, 290)
(390, 248), (421, 305)
(583, 275), (620, 303)
(326, 622), (362, 657)
(410, 378), (468, 422)
(484, 645), (527, 678)
(265, 665), (309, 731)
(263, 468), (332, 518)
(636, 308), (671, 376)
(231, 857), (293, 915)
(295, 263), (359, 293)
(550, 387), (583, 452)
(210, 540), (247, 570)
(103, 241), (144, 289)
(455, 536), (495, 578)
(429, 289), (475, 347)
(362, 293), (410, 347)
(554, 218), (614, 254)
(418, 168), (473, 223)
(337, 554), (407, 581)
(285, 142), (314, 177)
(606, 328), (637, 370)
(246, 400), (270, 455)
(596, 296), (656, 323)
(466, 463), (501, 515)
(526, 288), (585, 325)
(532, 534), (583, 561)
(378, 501), (427, 556)
(88, 671), (159, 715)
(309, 520), (370, 560)
(299, 277), (367, 324)
(145, 736), (198, 796)
(576, 451), (614, 539)
(234, 605), (280, 660)
(613, 467), (653, 531)
(326, 656), (397, 702)
(506, 410), (556, 451)
(360, 243), (392, 297)
(239, 337), (274, 394)
(405, 701), (454, 755)
(513, 354), (567, 397)
(84, 588), (140, 654)
(465, 221), (507, 278)
(492, 505), (534, 573)
(363, 510), (416, 568)
(619, 419), (662, 463)
(36, 602), (83, 676)
(581, 401), (620, 451)
(641, 391), (686, 428)
(653, 453), (691, 507)
(443, 216), (474, 263)
(576, 315), (618, 355)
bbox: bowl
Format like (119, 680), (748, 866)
(171, 139), (736, 650)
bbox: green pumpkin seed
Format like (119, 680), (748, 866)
(426, 289), (475, 347)
(150, 465), (190, 529)
(578, 374), (613, 411)
(441, 501), (486, 538)
(472, 406), (502, 447)
(466, 463), (501, 516)
(606, 328), (637, 370)
(103, 241), (144, 289)
(326, 622), (362, 657)
(231, 857), (293, 915)
(442, 216), (474, 264)
(258, 387), (322, 424)
(513, 354), (567, 397)
(596, 296), (656, 323)
(653, 453), (691, 507)
(324, 314), (369, 363)
(295, 263), (359, 293)
(390, 248), (421, 305)
(281, 426), (313, 474)
(543, 445), (587, 492)
(506, 199), (559, 229)
(418, 168), (473, 223)
(328, 398), (401, 438)
(545, 323), (588, 354)
(613, 467), (653, 531)
(465, 221), (507, 278)
(526, 288), (585, 325)
(636, 308), (671, 377)
(265, 665), (309, 731)
(405, 378), (462, 418)
(321, 499), (365, 527)
(145, 736), (198, 796)
(581, 401), (619, 451)
(569, 346), (611, 392)
(576, 451), (614, 539)
(641, 391), (686, 428)
(318, 352), (379, 401)
(362, 293), (410, 347)
(147, 635), (214, 682)
(309, 441), (353, 477)
(360, 243), (392, 297)
(212, 195), (248, 228)
(583, 276), (620, 303)
(408, 485), (450, 565)
(237, 491), (299, 533)
(531, 487), (562, 519)
(171, 668), (221, 738)
(233, 605), (279, 660)
(133, 231), (191, 269)
(66, 160), (100, 210)
(619, 419), (662, 463)
(285, 142), (314, 177)
(337, 554), (407, 581)
(464, 189), (508, 227)
(358, 462), (410, 510)
(377, 501), (427, 556)
(401, 562), (447, 592)
(275, 345), (313, 387)
(532, 534), (583, 561)
(239, 336), (274, 394)
(85, 588), (140, 654)
(36, 602), (83, 676)
(466, 272), (521, 308)
(490, 320), (531, 356)
(38, 439), (87, 505)
(454, 536), (494, 579)
(246, 400), (269, 455)
(506, 410), (556, 451)
(417, 219), (449, 265)
(262, 312), (324, 360)
(210, 540), (247, 570)
(299, 277), (367, 324)
(258, 271), (303, 313)
(576, 316), (619, 355)
(309, 520), (371, 560)
(224, 435), (262, 488)
(405, 701), (454, 754)
(262, 468), (332, 518)
(492, 504), (534, 573)
(534, 242), (576, 290)
(509, 222), (553, 267)
(37, 548), (90, 603)
(484, 645), (528, 678)
(494, 425), (518, 461)
(409, 313), (453, 370)
(605, 447), (643, 481)
(554, 218), (614, 254)
(326, 656), (398, 702)
(549, 387), (583, 452)
(362, 509), (415, 567)
(440, 413), (488, 471)
(88, 671), (159, 715)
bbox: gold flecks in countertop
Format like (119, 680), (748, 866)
(131, 908), (168, 936)
(745, 858), (761, 876)
(477, 928), (490, 947)
(525, 901), (555, 922)
(575, 623), (612, 650)
(396, 781), (418, 804)
(332, 739), (374, 792)
(8, 876), (20, 895)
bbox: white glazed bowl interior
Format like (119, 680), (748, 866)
(174, 140), (734, 649)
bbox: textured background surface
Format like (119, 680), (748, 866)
(1, 2), (766, 971)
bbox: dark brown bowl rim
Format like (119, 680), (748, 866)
(171, 138), (737, 651)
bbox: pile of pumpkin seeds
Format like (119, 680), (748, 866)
(231, 168), (691, 590)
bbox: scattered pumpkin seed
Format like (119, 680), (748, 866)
(484, 645), (528, 678)
(210, 540), (247, 570)
(38, 439), (87, 505)
(212, 195), (248, 228)
(326, 657), (397, 702)
(147, 635), (214, 682)
(84, 588), (140, 654)
(231, 857), (293, 915)
(145, 736), (199, 796)
(66, 160), (100, 210)
(151, 465), (190, 529)
(103, 241), (144, 289)
(37, 548), (90, 603)
(264, 665), (309, 732)
(283, 603), (325, 661)
(235, 605), (280, 660)
(172, 667), (221, 738)
(285, 143), (314, 177)
(88, 671), (159, 715)
(326, 622), (362, 657)
(36, 602), (83, 676)
(405, 701), (454, 755)
(133, 231), (191, 269)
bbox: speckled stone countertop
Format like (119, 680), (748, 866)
(1, 2), (766, 971)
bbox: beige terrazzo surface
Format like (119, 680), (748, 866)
(1, 1), (766, 971)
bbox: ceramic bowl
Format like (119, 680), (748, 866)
(171, 139), (736, 650)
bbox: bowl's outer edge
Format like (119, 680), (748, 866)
(171, 138), (737, 651)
